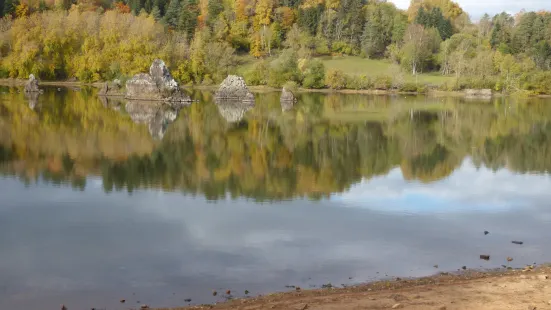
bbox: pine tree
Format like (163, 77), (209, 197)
(144, 0), (152, 13)
(3, 0), (18, 16)
(178, 0), (198, 38)
(207, 0), (223, 26)
(164, 0), (181, 28)
(151, 5), (161, 20)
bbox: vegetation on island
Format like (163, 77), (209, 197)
(0, 0), (550, 94)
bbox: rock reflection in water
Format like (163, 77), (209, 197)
(25, 91), (40, 110)
(100, 96), (182, 140)
(215, 99), (254, 123)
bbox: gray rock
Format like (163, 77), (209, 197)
(149, 59), (178, 94)
(465, 89), (492, 98)
(125, 59), (191, 105)
(99, 80), (123, 97)
(215, 75), (254, 102)
(24, 74), (42, 93)
(280, 87), (296, 111)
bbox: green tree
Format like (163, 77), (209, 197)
(301, 59), (325, 89)
(163, 0), (181, 28)
(178, 0), (198, 38)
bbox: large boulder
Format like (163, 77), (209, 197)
(125, 59), (191, 105)
(24, 74), (41, 93)
(215, 75), (254, 102)
(280, 87), (296, 111)
(150, 59), (178, 94)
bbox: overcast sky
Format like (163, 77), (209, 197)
(390, 0), (549, 18)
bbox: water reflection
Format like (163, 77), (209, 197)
(2, 88), (551, 309)
(2, 88), (551, 200)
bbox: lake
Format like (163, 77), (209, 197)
(1, 87), (551, 309)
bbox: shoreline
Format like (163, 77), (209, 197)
(157, 265), (551, 310)
(2, 78), (546, 98)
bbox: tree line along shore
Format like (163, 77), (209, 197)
(0, 0), (550, 95)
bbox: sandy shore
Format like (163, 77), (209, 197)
(157, 265), (551, 310)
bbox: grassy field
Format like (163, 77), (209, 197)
(320, 56), (453, 85)
(236, 54), (453, 87)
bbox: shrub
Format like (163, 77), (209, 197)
(345, 75), (372, 90)
(244, 60), (268, 86)
(399, 82), (419, 92)
(331, 41), (357, 55)
(373, 75), (392, 90)
(524, 71), (551, 95)
(267, 49), (301, 87)
(325, 69), (346, 89)
(301, 59), (325, 89)
(283, 80), (299, 93)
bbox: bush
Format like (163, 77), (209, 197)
(524, 71), (551, 95)
(373, 75), (392, 90)
(325, 69), (346, 89)
(345, 75), (372, 90)
(301, 59), (325, 89)
(331, 41), (358, 55)
(283, 80), (299, 93)
(399, 82), (418, 92)
(267, 49), (301, 87)
(244, 60), (268, 86)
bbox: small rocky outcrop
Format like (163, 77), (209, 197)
(24, 74), (42, 93)
(465, 89), (492, 98)
(125, 59), (191, 106)
(280, 87), (296, 111)
(215, 75), (255, 102)
(99, 79), (123, 96)
(99, 79), (124, 97)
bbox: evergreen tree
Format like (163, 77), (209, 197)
(298, 5), (322, 35)
(163, 0), (181, 28)
(3, 0), (18, 16)
(178, 0), (198, 38)
(207, 0), (223, 26)
(144, 0), (152, 13)
(151, 5), (161, 20)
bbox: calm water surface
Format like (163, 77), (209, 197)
(1, 87), (551, 309)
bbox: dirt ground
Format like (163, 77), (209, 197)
(158, 266), (551, 310)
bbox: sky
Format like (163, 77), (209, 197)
(390, 0), (550, 18)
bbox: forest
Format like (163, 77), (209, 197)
(1, 89), (551, 200)
(0, 0), (550, 94)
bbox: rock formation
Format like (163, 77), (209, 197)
(280, 87), (296, 111)
(125, 59), (191, 106)
(24, 74), (42, 93)
(215, 75), (255, 102)
(465, 89), (492, 99)
(98, 79), (124, 97)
